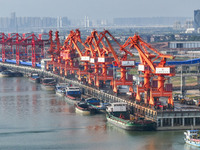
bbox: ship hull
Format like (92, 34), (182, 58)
(185, 139), (200, 147)
(29, 77), (40, 83)
(41, 84), (55, 91)
(65, 96), (80, 104)
(56, 91), (65, 96)
(75, 107), (91, 115)
(106, 113), (156, 131)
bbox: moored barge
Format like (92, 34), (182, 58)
(106, 102), (156, 131)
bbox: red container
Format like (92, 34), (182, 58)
(127, 74), (133, 81)
(99, 68), (102, 74)
(74, 61), (79, 67)
(165, 83), (172, 91)
(152, 80), (158, 88)
(107, 70), (113, 76)
(169, 67), (176, 74)
(105, 57), (114, 63)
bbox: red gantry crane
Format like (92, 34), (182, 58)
(84, 30), (112, 87)
(46, 30), (56, 71)
(84, 30), (135, 94)
(20, 33), (47, 67)
(0, 32), (46, 67)
(51, 31), (63, 74)
(0, 33), (22, 64)
(84, 31), (98, 85)
(61, 29), (90, 78)
(98, 30), (135, 94)
(0, 32), (11, 62)
(122, 34), (175, 107)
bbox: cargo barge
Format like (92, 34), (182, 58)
(29, 72), (40, 83)
(65, 86), (81, 103)
(106, 102), (156, 131)
(75, 101), (96, 115)
(55, 83), (68, 96)
(41, 77), (56, 91)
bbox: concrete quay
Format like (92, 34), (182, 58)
(1, 62), (200, 130)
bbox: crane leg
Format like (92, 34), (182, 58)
(88, 78), (92, 85)
(64, 70), (68, 77)
(168, 96), (174, 109)
(149, 93), (155, 107)
(113, 83), (118, 93)
(136, 88), (141, 102)
(129, 86), (134, 93)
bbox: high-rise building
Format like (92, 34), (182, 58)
(184, 20), (194, 29)
(62, 17), (70, 27)
(173, 21), (182, 30)
(0, 12), (71, 32)
(84, 16), (89, 28)
(194, 9), (200, 30)
(57, 17), (62, 28)
(10, 12), (16, 31)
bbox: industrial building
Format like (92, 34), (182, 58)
(113, 17), (190, 26)
(194, 9), (200, 30)
(169, 41), (200, 49)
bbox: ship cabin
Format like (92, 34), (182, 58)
(106, 102), (127, 113)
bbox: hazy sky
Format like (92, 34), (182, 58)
(0, 0), (199, 19)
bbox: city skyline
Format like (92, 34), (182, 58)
(0, 0), (199, 19)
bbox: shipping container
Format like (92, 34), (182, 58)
(152, 80), (158, 88)
(74, 61), (79, 67)
(165, 83), (172, 91)
(127, 74), (133, 81)
(105, 57), (114, 62)
(107, 70), (113, 76)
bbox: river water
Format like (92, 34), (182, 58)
(0, 77), (197, 150)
